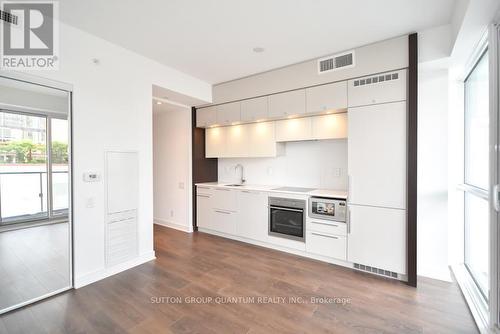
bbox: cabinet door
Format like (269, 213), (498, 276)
(268, 90), (306, 118)
(348, 70), (406, 107)
(348, 102), (406, 209)
(196, 191), (213, 229)
(306, 231), (347, 261)
(241, 96), (268, 122)
(311, 113), (347, 140)
(216, 102), (241, 126)
(347, 205), (406, 274)
(248, 121), (280, 157)
(225, 124), (250, 157)
(306, 81), (347, 114)
(211, 209), (236, 235)
(212, 188), (238, 212)
(205, 127), (227, 158)
(196, 106), (216, 128)
(275, 117), (312, 142)
(235, 190), (268, 241)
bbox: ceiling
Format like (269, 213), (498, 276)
(60, 0), (457, 84)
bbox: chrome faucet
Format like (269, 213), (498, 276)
(235, 164), (246, 185)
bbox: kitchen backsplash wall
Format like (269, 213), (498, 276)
(218, 139), (347, 190)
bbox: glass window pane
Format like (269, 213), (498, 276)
(464, 51), (489, 190)
(464, 193), (489, 299)
(51, 118), (68, 215)
(0, 112), (48, 223)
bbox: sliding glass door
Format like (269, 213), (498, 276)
(464, 50), (489, 299)
(0, 112), (68, 225)
(0, 75), (72, 315)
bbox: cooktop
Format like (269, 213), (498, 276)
(271, 186), (316, 193)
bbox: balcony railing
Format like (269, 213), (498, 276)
(0, 170), (68, 224)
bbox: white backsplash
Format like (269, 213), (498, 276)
(218, 139), (348, 190)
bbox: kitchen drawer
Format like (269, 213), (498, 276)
(306, 231), (346, 261)
(212, 187), (238, 211)
(211, 209), (236, 235)
(307, 220), (347, 236)
(197, 186), (214, 196)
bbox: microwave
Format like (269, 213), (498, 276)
(308, 197), (347, 222)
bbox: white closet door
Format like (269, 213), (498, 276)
(106, 151), (139, 213)
(348, 102), (406, 209)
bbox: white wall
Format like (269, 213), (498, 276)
(218, 139), (348, 190)
(417, 69), (451, 281)
(1, 22), (212, 287)
(153, 106), (192, 233)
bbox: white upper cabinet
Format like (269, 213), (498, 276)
(306, 81), (347, 114)
(205, 122), (283, 158)
(225, 124), (249, 157)
(216, 101), (241, 126)
(268, 89), (306, 119)
(348, 69), (407, 107)
(196, 106), (216, 128)
(275, 117), (312, 142)
(247, 122), (283, 157)
(347, 204), (406, 274)
(311, 113), (347, 140)
(241, 96), (268, 122)
(348, 101), (407, 209)
(205, 127), (227, 158)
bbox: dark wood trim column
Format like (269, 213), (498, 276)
(407, 33), (418, 287)
(191, 107), (218, 231)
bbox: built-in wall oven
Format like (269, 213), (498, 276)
(268, 197), (306, 242)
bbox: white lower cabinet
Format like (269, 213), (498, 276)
(234, 190), (268, 241)
(306, 231), (347, 261)
(211, 209), (236, 235)
(347, 204), (406, 274)
(196, 192), (213, 230)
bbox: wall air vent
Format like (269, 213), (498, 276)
(353, 71), (399, 87)
(318, 51), (355, 74)
(0, 10), (18, 25)
(354, 263), (398, 279)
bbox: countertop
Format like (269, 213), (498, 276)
(195, 182), (348, 199)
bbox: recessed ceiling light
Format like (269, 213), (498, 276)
(253, 47), (265, 53)
(156, 101), (162, 105)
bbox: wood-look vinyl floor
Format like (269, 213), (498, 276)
(0, 223), (70, 313)
(0, 224), (477, 333)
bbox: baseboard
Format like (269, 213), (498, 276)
(154, 218), (193, 233)
(74, 251), (156, 288)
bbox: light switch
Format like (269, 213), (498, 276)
(333, 168), (341, 177)
(83, 172), (100, 182)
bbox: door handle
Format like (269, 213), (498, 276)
(215, 210), (231, 214)
(347, 208), (351, 234)
(311, 232), (338, 239)
(494, 184), (500, 212)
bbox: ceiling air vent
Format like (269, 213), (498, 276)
(318, 51), (355, 74)
(0, 10), (18, 25)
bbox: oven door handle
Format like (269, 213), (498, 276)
(268, 205), (304, 213)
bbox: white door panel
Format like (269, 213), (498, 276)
(348, 102), (407, 209)
(347, 204), (406, 274)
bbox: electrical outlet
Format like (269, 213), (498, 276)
(170, 210), (174, 218)
(267, 167), (273, 175)
(333, 168), (341, 177)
